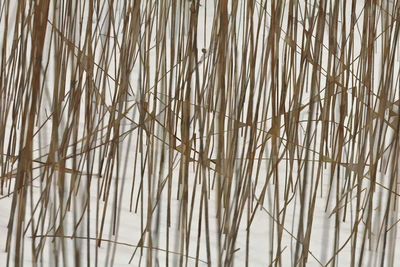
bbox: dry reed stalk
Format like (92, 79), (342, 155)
(0, 0), (399, 266)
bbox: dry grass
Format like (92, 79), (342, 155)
(0, 0), (399, 266)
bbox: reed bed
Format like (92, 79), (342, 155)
(0, 0), (399, 266)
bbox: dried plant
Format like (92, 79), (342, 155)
(0, 0), (399, 266)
